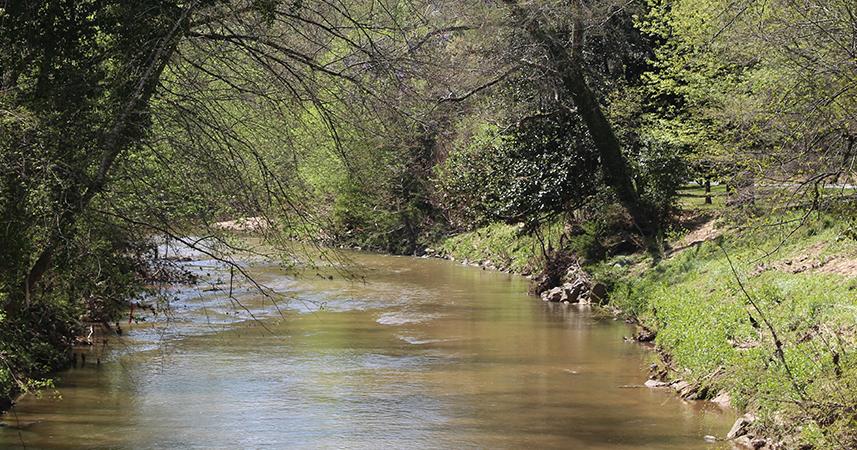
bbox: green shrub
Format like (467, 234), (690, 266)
(435, 110), (599, 230)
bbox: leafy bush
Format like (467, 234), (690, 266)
(435, 110), (600, 230)
(328, 135), (440, 255)
(633, 137), (688, 223)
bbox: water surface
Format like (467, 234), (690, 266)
(0, 251), (734, 448)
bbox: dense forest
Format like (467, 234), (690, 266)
(1, 1), (855, 448)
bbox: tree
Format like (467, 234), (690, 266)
(498, 0), (658, 235)
(1, 0), (452, 315)
(1, 0), (195, 317)
(0, 1), (459, 396)
(639, 0), (857, 208)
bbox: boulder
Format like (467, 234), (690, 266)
(562, 280), (588, 303)
(732, 435), (767, 449)
(711, 391), (732, 408)
(733, 436), (754, 449)
(563, 266), (580, 283)
(634, 328), (657, 342)
(750, 438), (767, 449)
(727, 413), (756, 440)
(589, 282), (608, 304)
(540, 287), (566, 302)
(671, 380), (699, 399)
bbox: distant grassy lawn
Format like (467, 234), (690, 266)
(677, 184), (728, 210)
(678, 183), (856, 212)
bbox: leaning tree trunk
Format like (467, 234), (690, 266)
(559, 58), (655, 235)
(15, 5), (196, 315)
(503, 0), (656, 236)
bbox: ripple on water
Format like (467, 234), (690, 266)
(376, 311), (443, 326)
(396, 334), (457, 345)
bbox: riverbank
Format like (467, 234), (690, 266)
(432, 210), (857, 449)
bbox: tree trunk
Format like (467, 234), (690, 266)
(560, 59), (655, 234)
(503, 0), (656, 235)
(705, 177), (712, 204)
(15, 7), (194, 313)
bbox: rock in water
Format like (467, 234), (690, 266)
(540, 286), (566, 302)
(562, 280), (587, 303)
(589, 282), (608, 304)
(711, 391), (732, 408)
(727, 413), (756, 440)
(671, 380), (699, 399)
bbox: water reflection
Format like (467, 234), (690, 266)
(1, 252), (734, 449)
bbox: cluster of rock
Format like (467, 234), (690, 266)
(645, 377), (774, 448)
(643, 378), (722, 402)
(421, 248), (518, 274)
(726, 413), (771, 449)
(539, 264), (608, 304)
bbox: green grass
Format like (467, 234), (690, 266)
(437, 222), (563, 273)
(606, 211), (857, 448)
(677, 183), (728, 210)
(432, 205), (857, 446)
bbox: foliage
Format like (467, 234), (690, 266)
(435, 109), (600, 230)
(0, 0), (434, 404)
(0, 0), (188, 403)
(0, 1), (855, 444)
(632, 137), (689, 222)
(638, 0), (857, 188)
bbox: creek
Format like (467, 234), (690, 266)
(0, 247), (735, 449)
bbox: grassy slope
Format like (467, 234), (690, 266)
(438, 209), (857, 447)
(437, 222), (563, 273)
(605, 213), (857, 447)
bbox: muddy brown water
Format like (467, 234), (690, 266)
(0, 249), (736, 449)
